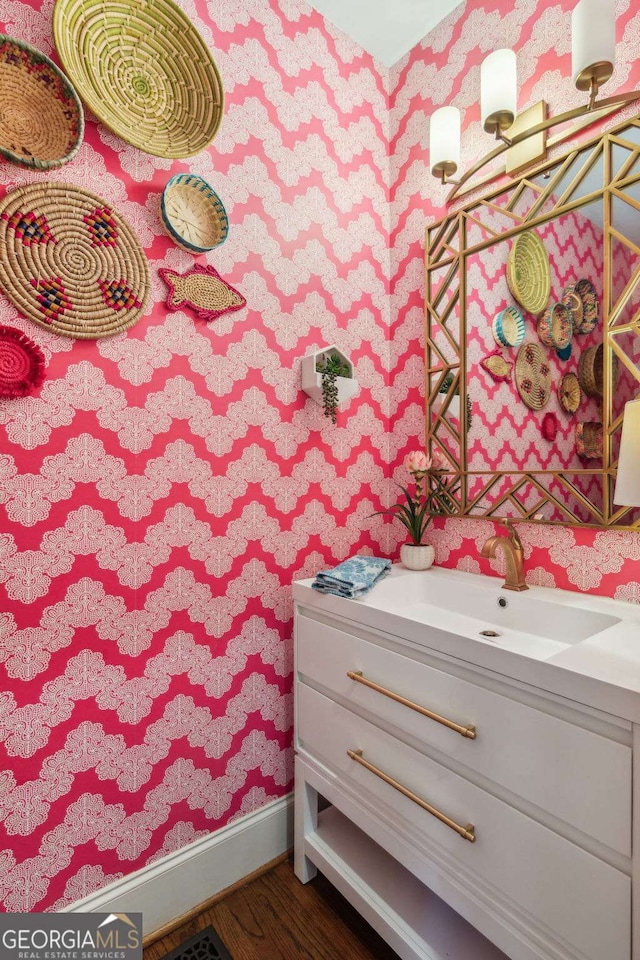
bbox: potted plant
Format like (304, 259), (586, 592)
(316, 352), (350, 423)
(370, 450), (453, 570)
(300, 346), (359, 422)
(433, 374), (473, 429)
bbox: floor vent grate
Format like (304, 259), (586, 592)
(161, 925), (233, 960)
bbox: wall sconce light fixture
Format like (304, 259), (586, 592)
(429, 0), (638, 200)
(481, 49), (517, 138)
(613, 397), (640, 508)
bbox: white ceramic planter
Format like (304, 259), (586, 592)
(432, 392), (460, 420)
(400, 543), (435, 570)
(301, 346), (359, 408)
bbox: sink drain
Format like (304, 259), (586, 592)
(479, 629), (501, 638)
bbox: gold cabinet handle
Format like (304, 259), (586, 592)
(347, 670), (476, 740)
(347, 748), (476, 843)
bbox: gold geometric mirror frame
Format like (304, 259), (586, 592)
(426, 113), (640, 529)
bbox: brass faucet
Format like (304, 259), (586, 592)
(481, 520), (528, 592)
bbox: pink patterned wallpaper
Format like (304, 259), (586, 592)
(2, 0), (640, 918)
(0, 0), (390, 911)
(390, 0), (640, 597)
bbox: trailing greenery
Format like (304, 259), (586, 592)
(316, 353), (350, 424)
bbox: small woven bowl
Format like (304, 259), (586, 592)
(493, 305), (526, 348)
(537, 301), (572, 349)
(161, 174), (229, 253)
(0, 34), (84, 169)
(576, 421), (603, 459)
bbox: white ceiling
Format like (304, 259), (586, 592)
(307, 0), (463, 67)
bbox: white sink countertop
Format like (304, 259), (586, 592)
(293, 565), (640, 723)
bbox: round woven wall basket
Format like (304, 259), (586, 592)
(53, 0), (224, 158)
(507, 231), (551, 316)
(515, 340), (552, 410)
(574, 278), (599, 334)
(0, 182), (149, 339)
(492, 305), (525, 348)
(0, 34), (84, 170)
(562, 284), (584, 331)
(161, 174), (229, 253)
(558, 371), (581, 414)
(537, 301), (572, 350)
(578, 343), (618, 398)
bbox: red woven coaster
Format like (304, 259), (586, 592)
(0, 325), (46, 397)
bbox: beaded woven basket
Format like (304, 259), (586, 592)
(0, 34), (84, 169)
(515, 341), (552, 410)
(53, 0), (224, 158)
(506, 231), (551, 316)
(0, 182), (149, 339)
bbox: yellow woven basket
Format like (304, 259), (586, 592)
(53, 0), (224, 159)
(506, 231), (551, 316)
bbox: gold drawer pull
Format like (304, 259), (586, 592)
(347, 670), (476, 740)
(347, 748), (475, 843)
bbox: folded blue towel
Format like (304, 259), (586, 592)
(312, 555), (391, 599)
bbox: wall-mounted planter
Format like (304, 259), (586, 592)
(432, 392), (460, 420)
(301, 346), (359, 419)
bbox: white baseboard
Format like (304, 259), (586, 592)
(62, 794), (294, 937)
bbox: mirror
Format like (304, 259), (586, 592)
(426, 114), (640, 528)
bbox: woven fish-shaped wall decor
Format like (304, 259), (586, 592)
(480, 351), (513, 382)
(159, 264), (246, 322)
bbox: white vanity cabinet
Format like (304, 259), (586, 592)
(293, 572), (639, 960)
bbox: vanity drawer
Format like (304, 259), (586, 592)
(296, 615), (631, 856)
(297, 683), (630, 960)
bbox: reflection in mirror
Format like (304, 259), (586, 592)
(426, 113), (640, 529)
(466, 472), (604, 525)
(531, 144), (604, 208)
(466, 199), (605, 497)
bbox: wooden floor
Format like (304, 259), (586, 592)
(143, 856), (399, 960)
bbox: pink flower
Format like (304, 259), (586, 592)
(431, 449), (447, 471)
(404, 450), (431, 475)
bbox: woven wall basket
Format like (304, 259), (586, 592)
(506, 231), (551, 316)
(573, 278), (599, 334)
(578, 342), (619, 398)
(0, 182), (149, 339)
(558, 371), (581, 414)
(161, 174), (229, 253)
(0, 34), (84, 169)
(53, 0), (224, 159)
(515, 340), (552, 410)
